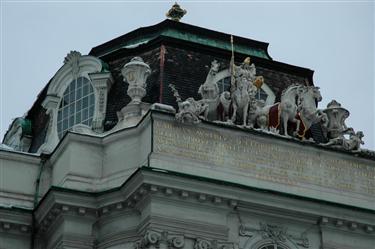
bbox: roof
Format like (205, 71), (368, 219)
(89, 19), (272, 60)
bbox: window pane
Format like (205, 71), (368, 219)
(63, 119), (68, 131)
(63, 107), (68, 117)
(77, 79), (82, 88)
(82, 96), (88, 108)
(83, 84), (89, 96)
(69, 115), (74, 128)
(89, 94), (95, 106)
(83, 108), (88, 121)
(57, 77), (95, 138)
(69, 105), (75, 115)
(76, 111), (81, 123)
(77, 87), (82, 99)
(89, 105), (94, 117)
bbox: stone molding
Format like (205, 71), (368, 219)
(89, 72), (114, 133)
(33, 177), (375, 238)
(0, 209), (31, 235)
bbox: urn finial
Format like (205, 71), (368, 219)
(121, 56), (151, 104)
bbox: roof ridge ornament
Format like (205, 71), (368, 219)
(166, 2), (187, 22)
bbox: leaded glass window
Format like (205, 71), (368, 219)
(258, 244), (289, 249)
(57, 77), (95, 138)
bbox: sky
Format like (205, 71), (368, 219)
(1, 1), (374, 150)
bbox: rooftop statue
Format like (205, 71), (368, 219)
(197, 60), (221, 121)
(169, 84), (208, 124)
(229, 57), (261, 127)
(171, 58), (365, 152)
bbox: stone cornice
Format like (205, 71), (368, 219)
(0, 207), (32, 234)
(32, 168), (375, 237)
(0, 149), (41, 164)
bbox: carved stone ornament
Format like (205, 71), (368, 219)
(168, 58), (365, 151)
(122, 56), (151, 104)
(239, 223), (309, 248)
(115, 57), (152, 127)
(64, 51), (82, 79)
(134, 230), (185, 249)
(323, 100), (350, 139)
(194, 239), (212, 249)
(170, 84), (208, 124)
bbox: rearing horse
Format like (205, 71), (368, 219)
(279, 84), (304, 137)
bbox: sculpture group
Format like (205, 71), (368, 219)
(170, 57), (364, 152)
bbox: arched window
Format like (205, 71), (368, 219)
(216, 76), (271, 103)
(57, 77), (95, 138)
(258, 244), (289, 249)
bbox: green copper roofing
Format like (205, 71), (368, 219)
(21, 119), (32, 135)
(99, 27), (270, 60)
(100, 59), (110, 72)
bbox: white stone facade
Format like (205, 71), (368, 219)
(1, 111), (374, 249)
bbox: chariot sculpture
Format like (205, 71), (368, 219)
(170, 54), (364, 152)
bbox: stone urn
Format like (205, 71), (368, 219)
(121, 57), (151, 104)
(323, 100), (349, 139)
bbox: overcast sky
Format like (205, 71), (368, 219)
(1, 1), (374, 150)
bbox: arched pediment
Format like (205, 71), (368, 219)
(47, 51), (103, 96)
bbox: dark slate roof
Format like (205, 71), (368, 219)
(89, 19), (272, 60)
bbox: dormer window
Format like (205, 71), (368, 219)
(57, 77), (95, 138)
(38, 51), (113, 153)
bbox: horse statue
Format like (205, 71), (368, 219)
(279, 84), (304, 136)
(297, 86), (324, 137)
(198, 60), (220, 121)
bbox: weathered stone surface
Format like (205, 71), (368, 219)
(151, 117), (375, 209)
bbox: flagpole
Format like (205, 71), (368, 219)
(230, 35), (235, 92)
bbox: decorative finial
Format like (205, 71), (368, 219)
(166, 2), (186, 22)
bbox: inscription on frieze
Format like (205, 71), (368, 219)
(153, 120), (375, 197)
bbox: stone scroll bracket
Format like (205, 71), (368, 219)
(89, 72), (114, 133)
(38, 95), (61, 154)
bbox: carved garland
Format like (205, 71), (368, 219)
(239, 223), (309, 248)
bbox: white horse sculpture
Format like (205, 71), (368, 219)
(298, 86), (324, 132)
(230, 77), (253, 126)
(279, 84), (304, 137)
